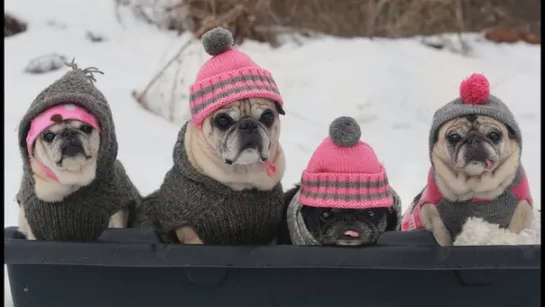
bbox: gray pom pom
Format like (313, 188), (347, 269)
(202, 27), (234, 56)
(329, 116), (361, 147)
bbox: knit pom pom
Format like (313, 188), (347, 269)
(329, 116), (361, 147)
(202, 27), (234, 56)
(459, 73), (490, 105)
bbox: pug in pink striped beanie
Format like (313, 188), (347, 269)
(135, 27), (286, 245)
(283, 117), (402, 246)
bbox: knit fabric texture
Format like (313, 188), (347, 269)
(189, 27), (283, 126)
(134, 122), (285, 245)
(299, 117), (394, 209)
(16, 62), (141, 241)
(400, 166), (532, 238)
(25, 103), (102, 182)
(428, 73), (522, 158)
(288, 187), (403, 245)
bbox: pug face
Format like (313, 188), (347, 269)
(434, 115), (518, 176)
(301, 206), (389, 246)
(33, 119), (100, 174)
(201, 98), (283, 166)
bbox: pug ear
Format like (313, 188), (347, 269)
(274, 102), (285, 116)
(506, 125), (517, 139)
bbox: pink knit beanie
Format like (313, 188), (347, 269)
(299, 117), (394, 209)
(189, 27), (284, 126)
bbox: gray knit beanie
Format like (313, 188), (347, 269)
(428, 73), (522, 156)
(16, 60), (141, 241)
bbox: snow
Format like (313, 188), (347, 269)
(3, 0), (541, 306)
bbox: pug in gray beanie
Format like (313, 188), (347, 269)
(400, 73), (534, 246)
(135, 27), (286, 245)
(283, 117), (402, 246)
(16, 60), (141, 241)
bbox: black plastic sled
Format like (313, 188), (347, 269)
(4, 226), (541, 307)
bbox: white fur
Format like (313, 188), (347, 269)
(185, 118), (285, 192)
(32, 120), (100, 201)
(432, 148), (519, 202)
(31, 157), (98, 202)
(454, 212), (541, 246)
(18, 120), (128, 240)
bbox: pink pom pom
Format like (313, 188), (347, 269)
(459, 73), (490, 105)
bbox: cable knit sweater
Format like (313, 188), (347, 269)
(135, 122), (284, 245)
(16, 62), (141, 241)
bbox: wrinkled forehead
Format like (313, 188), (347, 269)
(212, 98), (277, 120)
(46, 120), (88, 133)
(441, 115), (507, 133)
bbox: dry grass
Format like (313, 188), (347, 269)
(129, 0), (540, 120)
(4, 13), (27, 37)
(158, 0), (540, 45)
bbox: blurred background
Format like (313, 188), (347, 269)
(3, 0), (541, 303)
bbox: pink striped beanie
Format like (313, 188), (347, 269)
(189, 27), (284, 126)
(299, 117), (394, 209)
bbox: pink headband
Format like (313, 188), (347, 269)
(25, 103), (100, 182)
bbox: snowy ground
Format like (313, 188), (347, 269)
(4, 0), (541, 306)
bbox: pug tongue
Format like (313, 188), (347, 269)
(486, 159), (494, 169)
(344, 230), (360, 238)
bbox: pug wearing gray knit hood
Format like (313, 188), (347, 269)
(283, 117), (402, 246)
(16, 60), (141, 241)
(135, 27), (286, 245)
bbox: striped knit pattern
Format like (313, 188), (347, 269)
(189, 48), (283, 126)
(299, 171), (393, 208)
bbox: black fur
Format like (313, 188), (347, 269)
(276, 184), (301, 245)
(279, 184), (399, 246)
(301, 206), (390, 246)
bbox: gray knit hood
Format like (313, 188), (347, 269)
(16, 61), (141, 241)
(18, 61), (117, 175)
(135, 122), (285, 245)
(287, 187), (403, 245)
(429, 73), (522, 157)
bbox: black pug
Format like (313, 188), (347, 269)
(277, 184), (399, 246)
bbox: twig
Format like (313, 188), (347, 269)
(169, 57), (184, 122)
(134, 4), (244, 104)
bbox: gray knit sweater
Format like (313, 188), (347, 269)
(287, 188), (402, 245)
(135, 122), (285, 245)
(402, 166), (532, 238)
(16, 62), (141, 241)
(436, 166), (529, 237)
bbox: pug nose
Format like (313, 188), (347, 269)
(343, 215), (356, 222)
(466, 135), (482, 148)
(238, 119), (258, 133)
(61, 138), (83, 157)
(62, 130), (78, 138)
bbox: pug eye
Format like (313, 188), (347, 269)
(367, 210), (376, 217)
(42, 132), (56, 143)
(446, 133), (462, 145)
(320, 211), (332, 221)
(487, 131), (502, 143)
(79, 124), (93, 134)
(259, 110), (275, 127)
(213, 114), (233, 130)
